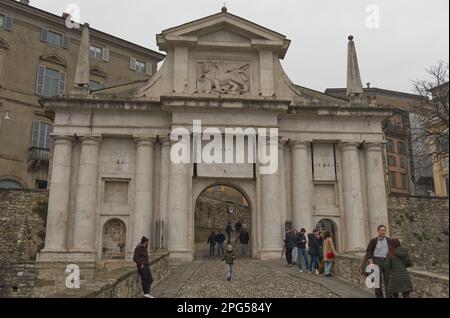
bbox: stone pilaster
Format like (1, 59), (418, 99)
(340, 141), (366, 251)
(158, 136), (171, 249)
(41, 135), (73, 253)
(290, 140), (313, 231)
(133, 137), (156, 247)
(278, 139), (288, 233)
(260, 138), (282, 259)
(71, 136), (101, 255)
(364, 142), (389, 237)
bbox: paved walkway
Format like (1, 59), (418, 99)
(151, 256), (373, 298)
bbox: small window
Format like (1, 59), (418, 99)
(90, 45), (103, 60)
(400, 173), (408, 189)
(387, 139), (395, 153)
(445, 175), (449, 195)
(32, 122), (52, 150)
(35, 180), (48, 190)
(0, 179), (22, 190)
(397, 141), (407, 155)
(47, 30), (63, 46)
(387, 155), (397, 167)
(0, 14), (13, 31)
(399, 156), (407, 169)
(389, 172), (397, 188)
(135, 59), (146, 73)
(40, 28), (69, 48)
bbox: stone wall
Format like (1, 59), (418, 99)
(195, 196), (251, 243)
(387, 196), (449, 271)
(0, 190), (48, 297)
(45, 253), (169, 298)
(333, 253), (449, 298)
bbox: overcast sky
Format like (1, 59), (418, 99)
(30, 0), (449, 94)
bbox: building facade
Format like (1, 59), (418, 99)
(38, 8), (391, 267)
(0, 0), (164, 191)
(325, 86), (433, 196)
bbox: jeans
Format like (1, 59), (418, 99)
(226, 264), (233, 281)
(241, 244), (249, 257)
(296, 248), (309, 270)
(226, 232), (232, 244)
(324, 261), (333, 275)
(309, 255), (319, 272)
(209, 243), (215, 256)
(373, 257), (391, 298)
(217, 243), (224, 256)
(286, 248), (293, 265)
(138, 264), (153, 294)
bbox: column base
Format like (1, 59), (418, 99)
(259, 248), (283, 260)
(168, 249), (194, 262)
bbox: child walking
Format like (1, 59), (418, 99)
(222, 244), (236, 282)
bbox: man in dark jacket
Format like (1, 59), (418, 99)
(133, 236), (153, 298)
(308, 230), (321, 274)
(284, 229), (296, 266)
(225, 222), (233, 244)
(295, 229), (309, 272)
(235, 220), (242, 243)
(238, 225), (250, 257)
(215, 231), (226, 256)
(361, 225), (392, 298)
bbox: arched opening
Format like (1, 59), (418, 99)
(195, 184), (251, 259)
(316, 218), (338, 251)
(102, 218), (126, 260)
(0, 179), (23, 190)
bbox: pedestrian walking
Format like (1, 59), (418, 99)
(384, 238), (413, 298)
(222, 244), (236, 282)
(207, 231), (216, 256)
(323, 231), (337, 277)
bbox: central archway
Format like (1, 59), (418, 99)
(194, 183), (252, 259)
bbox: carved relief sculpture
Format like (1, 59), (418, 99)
(197, 62), (250, 94)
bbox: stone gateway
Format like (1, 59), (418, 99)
(38, 8), (391, 268)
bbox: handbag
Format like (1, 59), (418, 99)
(326, 251), (335, 259)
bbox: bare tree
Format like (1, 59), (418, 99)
(411, 61), (449, 170)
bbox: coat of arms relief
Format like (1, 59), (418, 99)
(196, 62), (250, 94)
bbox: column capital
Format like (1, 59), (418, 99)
(158, 134), (172, 147)
(339, 141), (362, 151)
(289, 139), (311, 150)
(134, 136), (157, 147)
(278, 138), (288, 150)
(363, 141), (386, 152)
(79, 135), (102, 145)
(51, 134), (74, 145)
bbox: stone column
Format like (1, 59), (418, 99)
(365, 142), (389, 237)
(41, 135), (73, 253)
(290, 140), (313, 231)
(278, 139), (288, 233)
(260, 138), (282, 259)
(133, 137), (156, 247)
(167, 139), (191, 260)
(340, 142), (366, 251)
(72, 136), (101, 253)
(158, 136), (171, 249)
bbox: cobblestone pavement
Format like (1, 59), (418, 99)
(151, 245), (373, 298)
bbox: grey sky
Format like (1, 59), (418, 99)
(31, 0), (449, 94)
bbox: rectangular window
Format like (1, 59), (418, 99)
(445, 176), (449, 195)
(35, 180), (48, 190)
(387, 155), (397, 167)
(397, 141), (407, 155)
(36, 65), (66, 97)
(387, 139), (395, 153)
(47, 30), (62, 46)
(41, 28), (69, 48)
(399, 156), (407, 169)
(90, 45), (103, 60)
(400, 173), (408, 189)
(31, 122), (52, 150)
(389, 172), (397, 188)
(0, 14), (13, 31)
(135, 59), (146, 73)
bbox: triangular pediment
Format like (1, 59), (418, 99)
(0, 37), (10, 50)
(90, 66), (107, 78)
(39, 54), (67, 67)
(157, 9), (291, 58)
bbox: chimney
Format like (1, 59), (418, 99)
(366, 82), (371, 88)
(20, 0), (30, 5)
